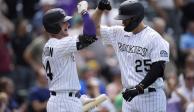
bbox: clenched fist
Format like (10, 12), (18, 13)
(98, 0), (111, 11)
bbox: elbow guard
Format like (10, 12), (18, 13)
(76, 34), (97, 50)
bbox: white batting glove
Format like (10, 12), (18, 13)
(80, 95), (95, 105)
(77, 1), (88, 15)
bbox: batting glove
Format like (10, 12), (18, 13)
(77, 1), (88, 15)
(80, 95), (95, 105)
(122, 85), (144, 102)
(98, 0), (111, 11)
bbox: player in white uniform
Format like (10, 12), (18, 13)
(92, 0), (169, 112)
(42, 1), (96, 112)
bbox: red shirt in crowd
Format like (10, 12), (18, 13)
(0, 33), (12, 73)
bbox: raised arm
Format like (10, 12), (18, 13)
(92, 0), (112, 36)
(78, 1), (96, 36)
(76, 1), (97, 50)
(92, 9), (103, 36)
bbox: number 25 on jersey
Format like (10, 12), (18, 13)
(135, 59), (151, 73)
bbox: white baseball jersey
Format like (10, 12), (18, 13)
(100, 25), (169, 89)
(42, 36), (80, 91)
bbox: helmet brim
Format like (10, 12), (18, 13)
(114, 15), (134, 20)
(62, 16), (72, 22)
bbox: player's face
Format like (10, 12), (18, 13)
(185, 71), (194, 89)
(122, 18), (133, 27)
(60, 22), (70, 36)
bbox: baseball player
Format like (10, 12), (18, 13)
(92, 0), (169, 112)
(42, 1), (97, 112)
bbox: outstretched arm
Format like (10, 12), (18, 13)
(92, 9), (103, 36)
(78, 1), (96, 36)
(76, 1), (97, 50)
(92, 0), (112, 36)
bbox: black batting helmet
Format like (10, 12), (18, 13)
(115, 0), (144, 32)
(42, 8), (72, 34)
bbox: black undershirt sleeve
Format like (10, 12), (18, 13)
(139, 61), (166, 89)
(76, 34), (97, 50)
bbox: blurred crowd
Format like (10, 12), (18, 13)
(0, 0), (194, 112)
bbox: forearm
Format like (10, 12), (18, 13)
(138, 61), (165, 89)
(92, 9), (103, 36)
(82, 12), (96, 36)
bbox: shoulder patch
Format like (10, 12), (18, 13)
(160, 50), (168, 57)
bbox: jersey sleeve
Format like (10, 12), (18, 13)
(100, 25), (123, 45)
(56, 36), (78, 54)
(150, 35), (170, 63)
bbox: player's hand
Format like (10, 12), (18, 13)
(98, 0), (111, 11)
(80, 95), (95, 105)
(122, 85), (144, 102)
(77, 1), (88, 15)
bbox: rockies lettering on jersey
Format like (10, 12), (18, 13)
(100, 25), (169, 89)
(118, 42), (148, 57)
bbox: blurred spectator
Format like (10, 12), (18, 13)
(0, 92), (8, 112)
(22, 0), (39, 19)
(177, 69), (194, 111)
(0, 10), (14, 77)
(85, 0), (98, 9)
(0, 33), (13, 78)
(104, 46), (118, 68)
(184, 53), (194, 72)
(0, 77), (26, 112)
(0, 0), (8, 15)
(79, 66), (106, 95)
(179, 52), (194, 87)
(11, 19), (34, 91)
(11, 19), (32, 67)
(87, 78), (116, 112)
(24, 31), (49, 73)
(32, 0), (56, 35)
(106, 68), (122, 102)
(3, 0), (17, 20)
(175, 0), (194, 31)
(138, 0), (168, 21)
(165, 71), (185, 112)
(69, 14), (83, 35)
(99, 45), (118, 82)
(154, 0), (181, 36)
(28, 68), (49, 112)
(180, 21), (194, 53)
(0, 8), (14, 34)
(4, 0), (39, 20)
(186, 102), (194, 112)
(56, 0), (78, 16)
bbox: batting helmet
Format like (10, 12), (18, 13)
(42, 8), (72, 34)
(114, 0), (144, 32)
